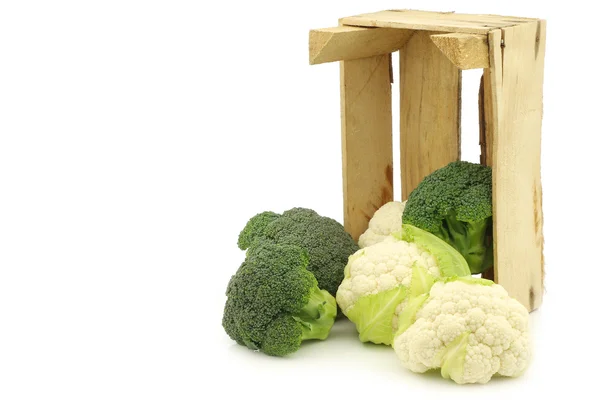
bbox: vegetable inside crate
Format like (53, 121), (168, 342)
(309, 9), (546, 312)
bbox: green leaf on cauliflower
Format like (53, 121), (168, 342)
(409, 264), (438, 298)
(438, 331), (471, 382)
(444, 275), (495, 286)
(394, 293), (429, 337)
(345, 285), (408, 345)
(396, 224), (470, 278)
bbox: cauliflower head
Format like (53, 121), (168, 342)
(393, 276), (531, 384)
(358, 201), (406, 248)
(337, 238), (440, 345)
(336, 225), (470, 346)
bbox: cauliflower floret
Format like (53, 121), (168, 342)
(336, 237), (441, 345)
(358, 201), (406, 248)
(393, 280), (531, 384)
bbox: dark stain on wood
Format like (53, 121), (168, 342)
(534, 21), (541, 60)
(381, 186), (393, 204)
(360, 209), (372, 223)
(529, 287), (535, 311)
(381, 165), (394, 204)
(478, 73), (487, 166)
(385, 164), (393, 187)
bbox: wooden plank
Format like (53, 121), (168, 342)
(341, 54), (394, 241)
(478, 72), (494, 166)
(389, 9), (537, 23)
(430, 33), (489, 70)
(399, 31), (461, 200)
(309, 26), (413, 65)
(340, 9), (536, 34)
(479, 30), (501, 282)
(486, 29), (503, 169)
(479, 30), (501, 169)
(492, 21), (546, 311)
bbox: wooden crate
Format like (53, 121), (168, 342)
(308, 9), (546, 311)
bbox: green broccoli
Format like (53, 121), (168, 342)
(402, 161), (493, 274)
(237, 208), (359, 295)
(222, 242), (337, 356)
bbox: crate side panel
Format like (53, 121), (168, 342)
(399, 31), (461, 200)
(493, 21), (546, 311)
(340, 54), (393, 241)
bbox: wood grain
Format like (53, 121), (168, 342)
(340, 9), (536, 34)
(399, 31), (461, 200)
(430, 33), (489, 70)
(309, 26), (413, 65)
(478, 71), (495, 166)
(340, 54), (393, 241)
(491, 22), (546, 311)
(479, 30), (501, 282)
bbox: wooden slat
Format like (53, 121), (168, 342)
(340, 9), (535, 34)
(492, 22), (546, 311)
(389, 9), (537, 23)
(479, 30), (501, 282)
(479, 29), (501, 169)
(309, 26), (413, 65)
(430, 33), (489, 70)
(478, 71), (495, 166)
(399, 31), (461, 200)
(341, 54), (394, 241)
(487, 30), (503, 169)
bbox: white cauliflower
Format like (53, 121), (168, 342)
(336, 225), (471, 346)
(358, 201), (406, 248)
(337, 238), (440, 344)
(393, 277), (531, 384)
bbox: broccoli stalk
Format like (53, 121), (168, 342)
(402, 161), (493, 274)
(292, 287), (338, 341)
(439, 211), (493, 273)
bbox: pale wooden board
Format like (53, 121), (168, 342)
(309, 26), (413, 65)
(430, 33), (489, 70)
(478, 30), (501, 169)
(399, 31), (461, 200)
(478, 31), (501, 282)
(340, 9), (536, 34)
(341, 54), (394, 241)
(491, 22), (546, 311)
(478, 70), (495, 166)
(486, 30), (503, 170)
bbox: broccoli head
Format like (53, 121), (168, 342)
(237, 208), (359, 295)
(402, 161), (493, 274)
(222, 242), (337, 356)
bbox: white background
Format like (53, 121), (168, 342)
(0, 1), (596, 399)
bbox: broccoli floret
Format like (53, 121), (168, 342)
(402, 161), (493, 274)
(237, 211), (280, 250)
(222, 242), (337, 356)
(238, 208), (359, 295)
